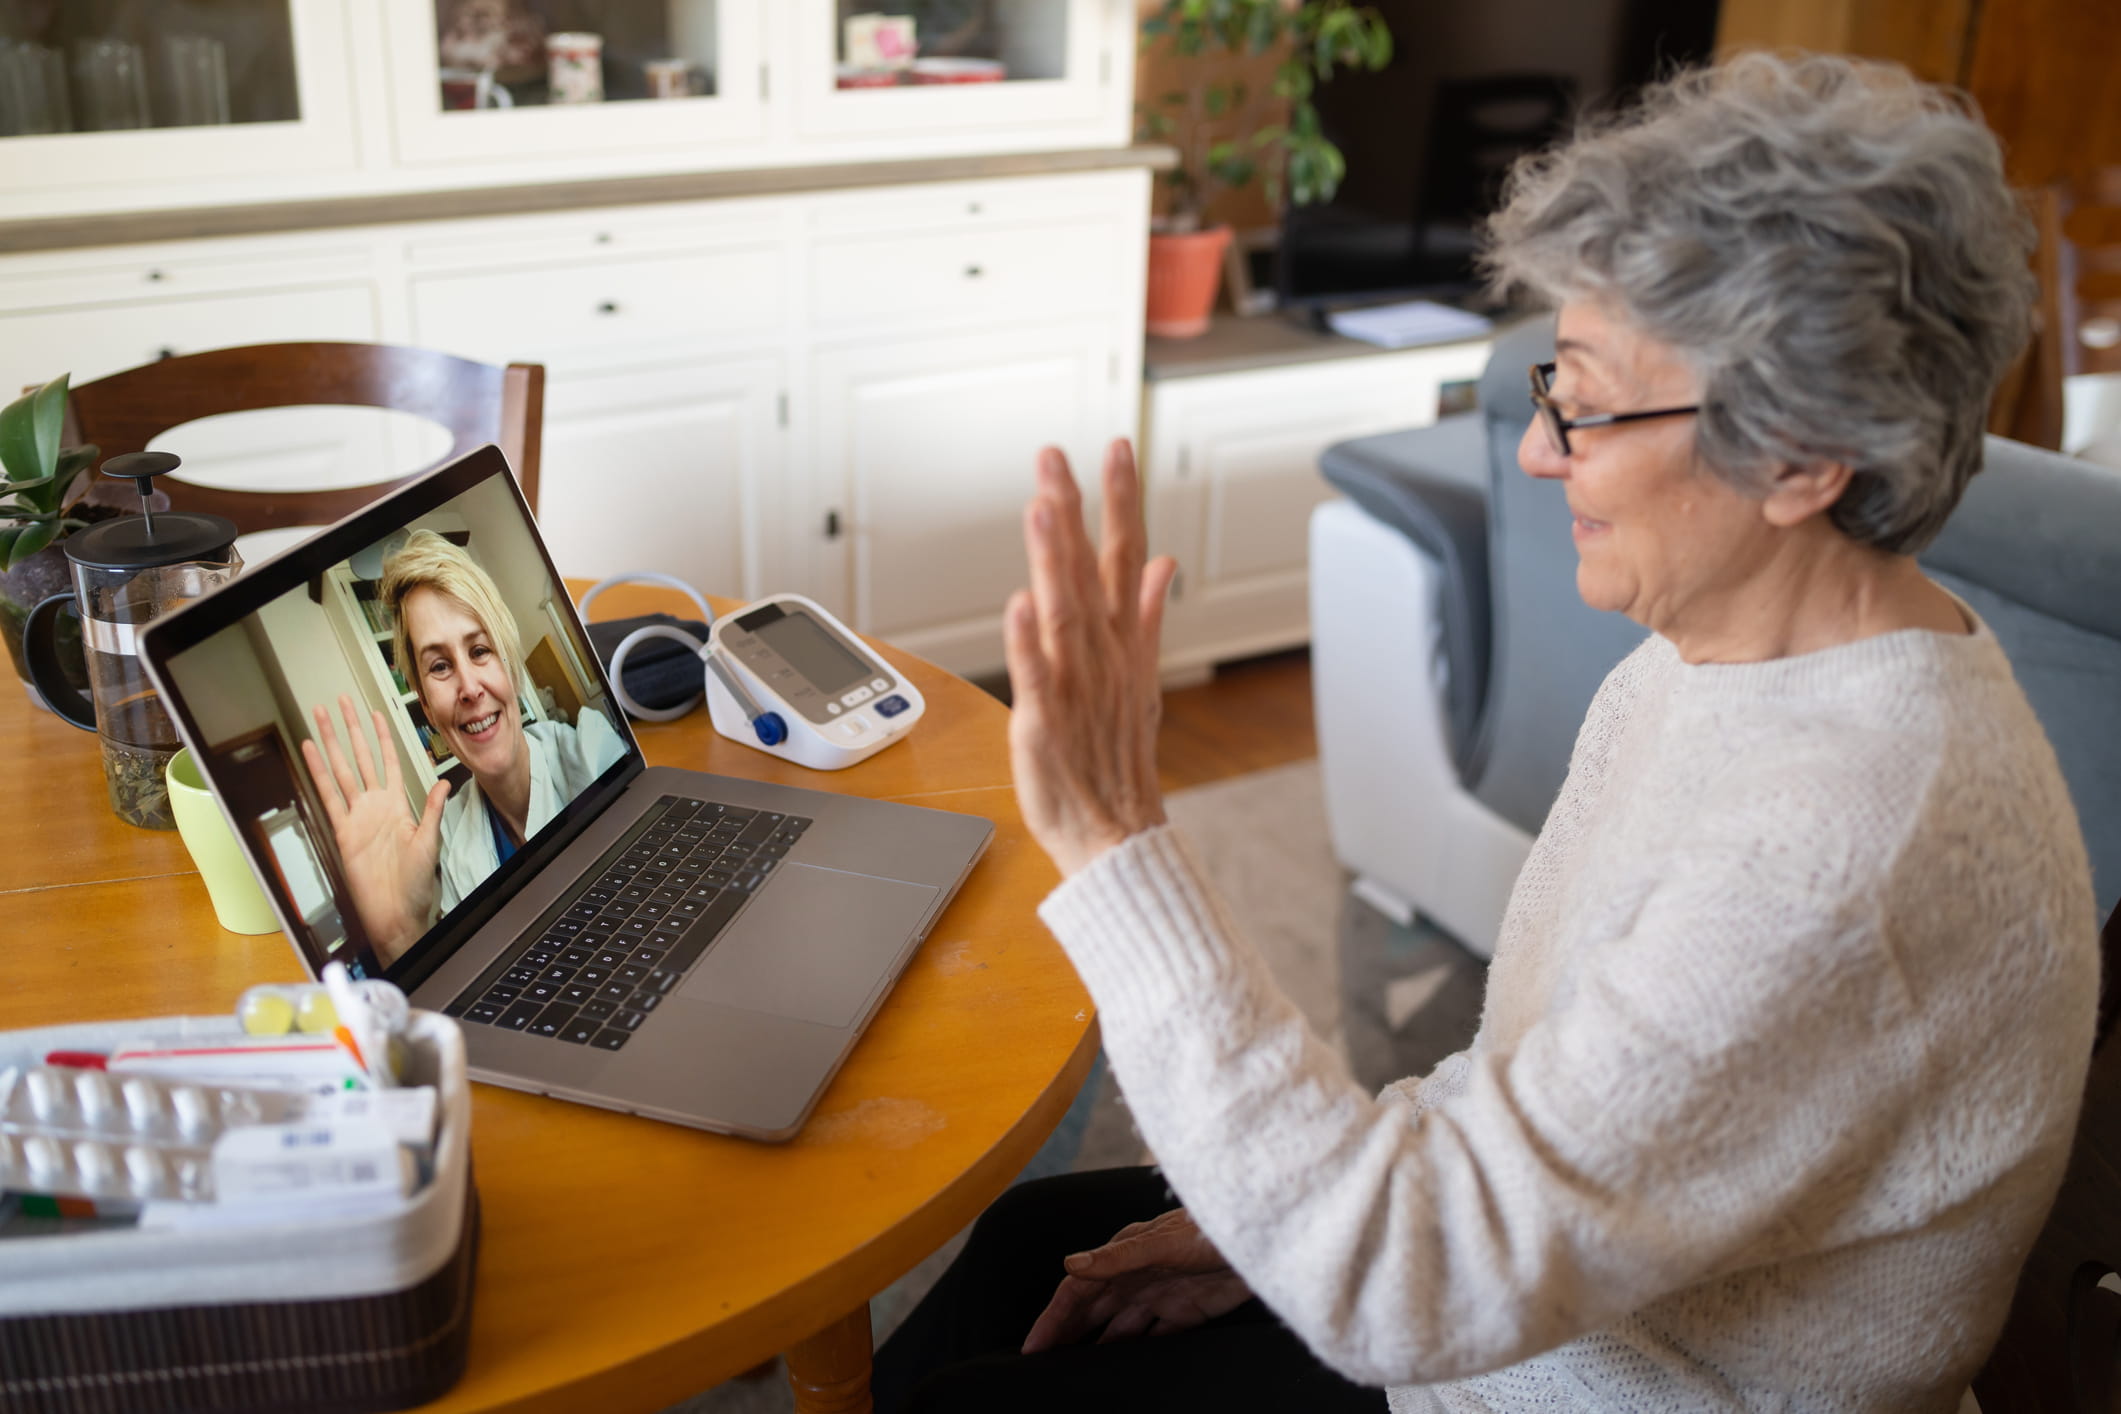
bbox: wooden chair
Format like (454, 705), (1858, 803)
(1992, 169), (2121, 452)
(62, 342), (544, 531)
(1970, 895), (2121, 1412)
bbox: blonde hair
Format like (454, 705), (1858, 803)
(379, 529), (527, 712)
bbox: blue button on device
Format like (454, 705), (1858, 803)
(874, 694), (910, 718)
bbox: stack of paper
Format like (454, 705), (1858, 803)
(1327, 300), (1493, 350)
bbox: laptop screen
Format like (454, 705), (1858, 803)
(150, 452), (640, 983)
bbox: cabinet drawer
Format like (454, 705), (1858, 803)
(0, 284), (379, 400)
(810, 219), (1121, 337)
(0, 244), (374, 316)
(410, 247), (782, 367)
(806, 175), (1132, 237)
(403, 201), (785, 274)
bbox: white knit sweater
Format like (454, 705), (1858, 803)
(1040, 620), (2099, 1412)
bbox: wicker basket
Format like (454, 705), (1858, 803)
(0, 1013), (476, 1414)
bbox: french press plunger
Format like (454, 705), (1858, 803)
(24, 452), (241, 829)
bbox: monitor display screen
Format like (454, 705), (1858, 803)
(157, 473), (632, 981)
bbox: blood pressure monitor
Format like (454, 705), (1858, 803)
(704, 593), (925, 770)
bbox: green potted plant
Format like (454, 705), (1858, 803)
(0, 375), (101, 695)
(1138, 0), (1392, 337)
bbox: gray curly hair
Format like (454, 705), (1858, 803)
(1483, 51), (2036, 554)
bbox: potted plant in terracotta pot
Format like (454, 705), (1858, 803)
(0, 375), (102, 702)
(1138, 0), (1392, 338)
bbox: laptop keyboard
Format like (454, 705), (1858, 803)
(443, 795), (810, 1051)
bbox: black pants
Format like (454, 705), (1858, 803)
(871, 1166), (1390, 1414)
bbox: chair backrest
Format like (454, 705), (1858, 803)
(1463, 316), (2121, 906)
(2050, 168), (2121, 385)
(63, 342), (544, 532)
(1971, 896), (2121, 1414)
(1995, 169), (2121, 451)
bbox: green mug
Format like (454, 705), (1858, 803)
(166, 747), (281, 935)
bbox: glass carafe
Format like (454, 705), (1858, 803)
(24, 453), (240, 829)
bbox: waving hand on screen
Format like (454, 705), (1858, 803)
(299, 694), (450, 965)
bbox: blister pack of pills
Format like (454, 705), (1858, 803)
(0, 1065), (304, 1205)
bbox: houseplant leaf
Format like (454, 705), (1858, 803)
(0, 385), (46, 490)
(5, 518), (56, 571)
(55, 444), (101, 510)
(0, 375), (68, 509)
(29, 377), (64, 478)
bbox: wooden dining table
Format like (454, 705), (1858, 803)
(0, 578), (1097, 1414)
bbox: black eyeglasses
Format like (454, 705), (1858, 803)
(1528, 362), (1701, 457)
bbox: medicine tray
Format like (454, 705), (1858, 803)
(0, 1011), (475, 1414)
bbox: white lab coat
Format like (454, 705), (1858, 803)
(435, 707), (628, 912)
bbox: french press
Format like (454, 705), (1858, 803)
(24, 452), (241, 829)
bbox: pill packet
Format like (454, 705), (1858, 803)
(0, 1064), (306, 1206)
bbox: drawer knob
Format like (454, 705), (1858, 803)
(968, 202), (983, 215)
(597, 300), (621, 315)
(155, 346), (177, 361)
(964, 265), (984, 279)
(595, 232), (613, 245)
(146, 269), (166, 282)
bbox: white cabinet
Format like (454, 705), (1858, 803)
(537, 353), (785, 597)
(0, 0), (360, 200)
(399, 200), (796, 598)
(1, 1), (1134, 219)
(794, 0), (1116, 148)
(0, 166), (1148, 672)
(0, 3), (1151, 684)
(1145, 340), (1491, 675)
(379, 1), (767, 167)
(811, 318), (1128, 673)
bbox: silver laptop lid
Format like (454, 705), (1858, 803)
(143, 447), (644, 989)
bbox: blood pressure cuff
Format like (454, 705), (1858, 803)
(584, 613), (710, 713)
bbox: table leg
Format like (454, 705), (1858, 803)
(785, 1303), (874, 1414)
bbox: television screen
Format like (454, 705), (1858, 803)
(1272, 0), (1720, 312)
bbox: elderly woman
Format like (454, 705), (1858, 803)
(302, 529), (625, 966)
(872, 53), (2099, 1414)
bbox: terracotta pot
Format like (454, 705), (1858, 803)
(1146, 225), (1233, 339)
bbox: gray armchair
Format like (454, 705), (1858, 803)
(1309, 314), (2121, 958)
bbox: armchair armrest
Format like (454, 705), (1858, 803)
(1320, 415), (1491, 772)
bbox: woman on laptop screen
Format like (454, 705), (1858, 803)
(301, 529), (625, 965)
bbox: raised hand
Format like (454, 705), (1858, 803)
(1021, 1206), (1252, 1352)
(298, 694), (450, 964)
(1005, 439), (1180, 877)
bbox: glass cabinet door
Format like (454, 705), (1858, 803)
(0, 0), (356, 195)
(797, 0), (1110, 139)
(384, 0), (763, 165)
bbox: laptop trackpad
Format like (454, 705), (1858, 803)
(676, 864), (940, 1029)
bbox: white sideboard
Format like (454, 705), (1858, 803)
(0, 0), (1153, 680)
(1143, 323), (1491, 677)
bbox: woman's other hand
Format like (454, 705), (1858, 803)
(299, 694), (450, 963)
(1021, 1206), (1253, 1352)
(1005, 439), (1179, 877)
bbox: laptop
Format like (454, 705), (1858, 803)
(140, 446), (994, 1142)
